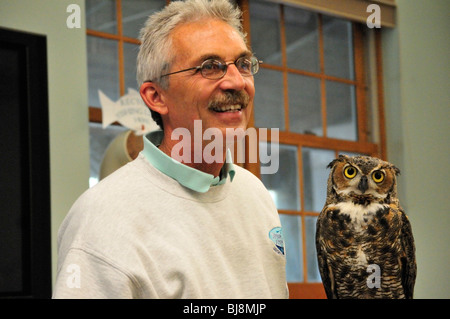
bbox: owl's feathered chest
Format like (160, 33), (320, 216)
(323, 200), (400, 237)
(333, 201), (386, 231)
(317, 201), (407, 298)
(318, 200), (403, 260)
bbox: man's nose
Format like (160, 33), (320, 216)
(219, 63), (246, 91)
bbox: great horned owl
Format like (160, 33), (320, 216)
(315, 155), (416, 299)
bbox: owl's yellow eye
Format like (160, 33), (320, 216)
(372, 170), (385, 183)
(344, 166), (357, 179)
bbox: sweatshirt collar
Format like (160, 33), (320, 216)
(141, 130), (235, 193)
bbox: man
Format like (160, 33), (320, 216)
(53, 0), (288, 298)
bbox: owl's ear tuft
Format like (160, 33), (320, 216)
(326, 160), (338, 169)
(327, 154), (348, 169)
(392, 165), (401, 176)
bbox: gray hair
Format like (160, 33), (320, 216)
(137, 0), (246, 86)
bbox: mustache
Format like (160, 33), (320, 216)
(208, 90), (250, 110)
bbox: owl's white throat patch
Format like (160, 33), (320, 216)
(334, 202), (386, 230)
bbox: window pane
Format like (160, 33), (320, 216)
(122, 0), (166, 38)
(323, 15), (354, 80)
(260, 143), (300, 211)
(86, 0), (117, 34)
(279, 214), (303, 282)
(284, 7), (319, 73)
(254, 68), (284, 130)
(288, 73), (322, 136)
(305, 216), (321, 282)
(87, 36), (119, 108)
(249, 0), (282, 66)
(326, 81), (357, 141)
(302, 147), (335, 212)
(123, 42), (140, 92)
(89, 122), (128, 187)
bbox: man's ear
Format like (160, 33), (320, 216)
(140, 82), (168, 115)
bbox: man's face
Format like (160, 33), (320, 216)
(160, 19), (255, 140)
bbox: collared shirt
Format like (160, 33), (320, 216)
(141, 130), (235, 193)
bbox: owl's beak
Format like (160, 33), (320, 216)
(358, 176), (368, 193)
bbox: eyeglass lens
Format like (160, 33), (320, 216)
(201, 57), (259, 79)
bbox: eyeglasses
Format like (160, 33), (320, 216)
(158, 56), (261, 80)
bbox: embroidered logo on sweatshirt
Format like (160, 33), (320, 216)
(269, 227), (285, 256)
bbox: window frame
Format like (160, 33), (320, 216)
(87, 0), (169, 123)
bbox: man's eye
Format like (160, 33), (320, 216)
(237, 59), (251, 71)
(203, 60), (223, 71)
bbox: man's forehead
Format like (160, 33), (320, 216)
(170, 19), (248, 62)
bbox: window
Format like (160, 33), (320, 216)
(86, 0), (386, 298)
(86, 0), (167, 186)
(243, 0), (384, 298)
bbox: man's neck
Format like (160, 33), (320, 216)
(158, 135), (226, 178)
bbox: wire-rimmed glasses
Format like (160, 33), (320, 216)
(155, 56), (262, 80)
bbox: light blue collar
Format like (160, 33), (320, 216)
(141, 130), (235, 193)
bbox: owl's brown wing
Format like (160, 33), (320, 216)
(399, 210), (417, 298)
(316, 206), (336, 299)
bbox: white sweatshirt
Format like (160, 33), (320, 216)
(53, 152), (288, 298)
